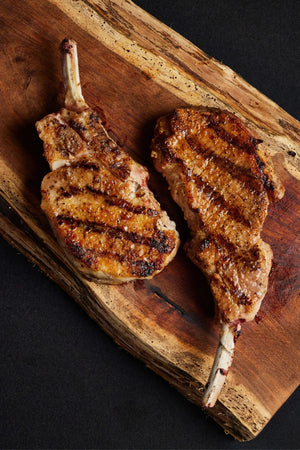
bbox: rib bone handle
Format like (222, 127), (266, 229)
(60, 38), (87, 111)
(202, 323), (241, 407)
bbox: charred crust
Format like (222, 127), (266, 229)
(186, 135), (265, 194)
(169, 148), (253, 227)
(67, 240), (86, 258)
(205, 115), (266, 164)
(155, 109), (277, 202)
(254, 154), (276, 193)
(62, 230), (165, 277)
(69, 119), (87, 132)
(72, 161), (99, 171)
(254, 154), (265, 172)
(55, 216), (176, 255)
(61, 191), (72, 198)
(198, 238), (211, 251)
(89, 112), (101, 123)
(130, 260), (157, 277)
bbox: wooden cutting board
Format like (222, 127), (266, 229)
(0, 0), (299, 441)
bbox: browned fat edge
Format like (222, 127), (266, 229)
(168, 109), (262, 151)
(56, 215), (176, 254)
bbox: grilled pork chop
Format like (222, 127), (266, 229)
(36, 39), (179, 283)
(151, 108), (284, 406)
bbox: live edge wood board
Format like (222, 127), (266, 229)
(0, 0), (299, 441)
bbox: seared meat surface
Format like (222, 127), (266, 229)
(186, 236), (273, 323)
(151, 107), (284, 405)
(36, 39), (179, 283)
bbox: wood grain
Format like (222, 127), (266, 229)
(0, 0), (299, 441)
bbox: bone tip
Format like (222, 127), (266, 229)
(60, 38), (77, 54)
(202, 386), (219, 408)
(202, 401), (215, 408)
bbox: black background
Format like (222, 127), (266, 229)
(1, 0), (299, 448)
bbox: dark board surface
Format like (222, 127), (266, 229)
(0, 0), (299, 448)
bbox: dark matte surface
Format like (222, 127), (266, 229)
(1, 0), (299, 448)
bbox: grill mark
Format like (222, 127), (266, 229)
(192, 174), (252, 227)
(88, 185), (159, 217)
(254, 154), (275, 193)
(195, 236), (263, 271)
(205, 116), (275, 193)
(56, 215), (174, 254)
(103, 196), (159, 217)
(72, 160), (99, 171)
(58, 183), (159, 217)
(185, 135), (264, 194)
(162, 147), (251, 228)
(65, 240), (161, 277)
(69, 119), (87, 132)
(206, 116), (262, 154)
(130, 260), (158, 277)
